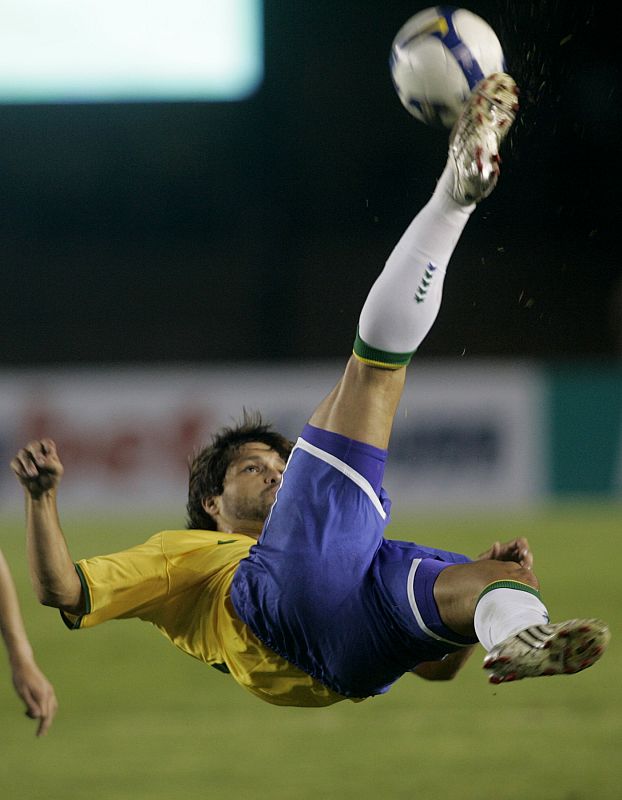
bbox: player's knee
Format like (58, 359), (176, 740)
(489, 560), (539, 591)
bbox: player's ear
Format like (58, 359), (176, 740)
(202, 496), (220, 517)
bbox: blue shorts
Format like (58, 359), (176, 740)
(231, 424), (477, 698)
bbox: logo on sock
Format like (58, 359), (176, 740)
(414, 263), (437, 304)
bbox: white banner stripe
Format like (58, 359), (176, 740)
(293, 437), (386, 520)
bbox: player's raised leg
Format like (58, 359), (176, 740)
(310, 73), (519, 449)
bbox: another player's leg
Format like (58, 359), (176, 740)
(310, 73), (519, 449)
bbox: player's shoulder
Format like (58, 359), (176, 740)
(152, 529), (255, 553)
(156, 528), (253, 540)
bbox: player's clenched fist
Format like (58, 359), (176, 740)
(10, 439), (64, 498)
(476, 536), (534, 571)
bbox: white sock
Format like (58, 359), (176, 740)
(474, 582), (550, 652)
(355, 162), (475, 364)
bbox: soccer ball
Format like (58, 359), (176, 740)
(390, 6), (506, 128)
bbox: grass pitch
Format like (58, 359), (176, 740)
(0, 502), (620, 800)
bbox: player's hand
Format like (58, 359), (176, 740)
(411, 646), (476, 681)
(10, 439), (64, 498)
(476, 537), (533, 571)
(11, 657), (58, 737)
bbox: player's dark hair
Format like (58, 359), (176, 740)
(186, 410), (293, 530)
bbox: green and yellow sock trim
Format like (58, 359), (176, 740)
(353, 328), (414, 370)
(477, 579), (542, 602)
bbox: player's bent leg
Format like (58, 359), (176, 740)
(433, 559), (541, 639)
(433, 560), (610, 683)
(309, 357), (405, 450)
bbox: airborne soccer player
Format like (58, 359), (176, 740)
(11, 74), (610, 707)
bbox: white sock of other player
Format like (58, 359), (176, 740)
(474, 581), (550, 651)
(353, 161), (475, 369)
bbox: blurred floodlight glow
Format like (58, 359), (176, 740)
(0, 0), (263, 102)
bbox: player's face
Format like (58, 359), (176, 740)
(205, 442), (286, 537)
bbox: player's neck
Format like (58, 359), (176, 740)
(216, 519), (263, 539)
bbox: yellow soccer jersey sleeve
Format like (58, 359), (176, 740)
(62, 529), (347, 707)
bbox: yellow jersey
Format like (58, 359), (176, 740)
(62, 529), (349, 707)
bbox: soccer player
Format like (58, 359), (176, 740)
(0, 548), (58, 735)
(11, 74), (609, 707)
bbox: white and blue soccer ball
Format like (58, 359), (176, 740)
(390, 6), (506, 128)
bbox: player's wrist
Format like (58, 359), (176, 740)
(5, 638), (35, 668)
(26, 485), (59, 503)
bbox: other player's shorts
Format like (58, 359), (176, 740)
(231, 424), (478, 698)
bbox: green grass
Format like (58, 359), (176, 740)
(0, 503), (620, 800)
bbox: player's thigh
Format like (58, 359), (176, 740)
(433, 560), (540, 638)
(309, 356), (406, 449)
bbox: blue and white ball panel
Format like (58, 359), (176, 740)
(231, 425), (476, 698)
(390, 5), (505, 127)
(434, 5), (486, 89)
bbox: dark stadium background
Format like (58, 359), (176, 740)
(2, 0), (620, 365)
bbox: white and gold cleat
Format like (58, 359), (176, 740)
(448, 72), (519, 205)
(483, 618), (610, 684)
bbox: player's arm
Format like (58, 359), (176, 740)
(10, 439), (84, 614)
(0, 548), (58, 735)
(411, 646), (476, 681)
